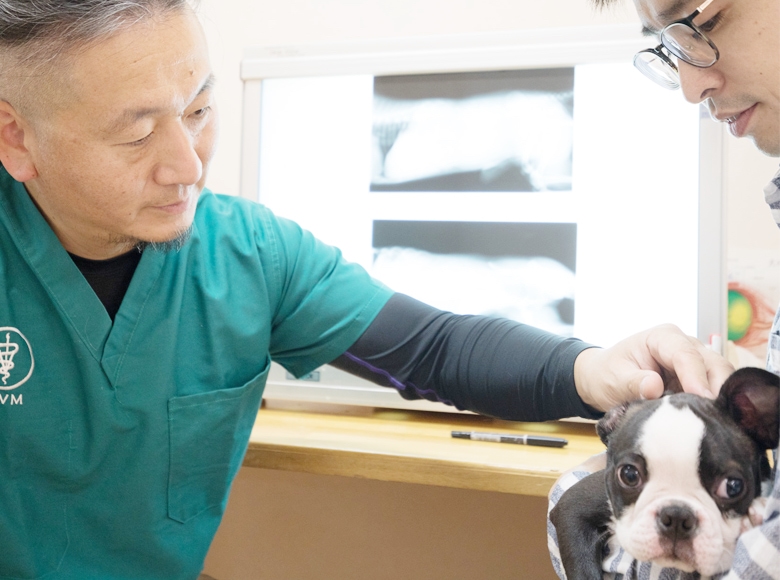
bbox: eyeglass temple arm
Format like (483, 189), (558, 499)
(694, 0), (714, 16)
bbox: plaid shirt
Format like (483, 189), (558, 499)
(547, 166), (780, 580)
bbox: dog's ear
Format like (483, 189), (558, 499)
(596, 401), (634, 446)
(716, 367), (780, 451)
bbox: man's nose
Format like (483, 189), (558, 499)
(678, 59), (723, 105)
(154, 122), (203, 186)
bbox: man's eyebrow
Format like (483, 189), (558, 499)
(105, 73), (217, 135)
(196, 73), (217, 98)
(105, 105), (165, 135)
(640, 0), (691, 36)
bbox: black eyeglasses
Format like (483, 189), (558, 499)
(634, 0), (720, 90)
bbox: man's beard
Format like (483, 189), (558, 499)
(133, 226), (193, 253)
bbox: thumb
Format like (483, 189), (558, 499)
(636, 372), (664, 401)
(588, 369), (664, 411)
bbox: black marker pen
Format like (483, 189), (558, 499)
(451, 431), (568, 448)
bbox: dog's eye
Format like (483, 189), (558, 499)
(617, 464), (643, 488)
(715, 477), (745, 499)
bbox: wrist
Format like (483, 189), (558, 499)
(573, 346), (603, 410)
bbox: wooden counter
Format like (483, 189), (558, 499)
(243, 406), (605, 497)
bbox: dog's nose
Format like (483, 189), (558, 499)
(657, 504), (698, 540)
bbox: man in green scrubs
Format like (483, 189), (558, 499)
(0, 1), (734, 578)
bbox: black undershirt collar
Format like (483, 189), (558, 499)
(69, 250), (142, 321)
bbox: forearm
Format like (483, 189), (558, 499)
(330, 293), (601, 422)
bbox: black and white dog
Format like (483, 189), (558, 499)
(550, 367), (779, 579)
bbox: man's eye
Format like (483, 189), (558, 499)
(697, 12), (723, 33)
(191, 106), (211, 118)
(127, 133), (153, 147)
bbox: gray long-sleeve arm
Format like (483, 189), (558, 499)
(330, 293), (601, 422)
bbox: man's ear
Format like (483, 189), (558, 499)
(716, 367), (780, 451)
(0, 100), (38, 182)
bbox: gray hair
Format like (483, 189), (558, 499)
(0, 0), (196, 115)
(0, 0), (193, 52)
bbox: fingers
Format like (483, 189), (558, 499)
(643, 325), (734, 399)
(580, 451), (607, 472)
(700, 347), (736, 396)
(748, 497), (768, 527)
(574, 324), (735, 412)
(642, 326), (710, 396)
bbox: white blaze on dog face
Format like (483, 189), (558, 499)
(611, 398), (747, 575)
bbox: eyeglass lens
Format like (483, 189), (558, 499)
(661, 23), (718, 67)
(634, 51), (680, 89)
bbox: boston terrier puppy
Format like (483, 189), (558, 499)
(550, 367), (779, 579)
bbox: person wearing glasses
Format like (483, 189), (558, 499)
(548, 0), (779, 578)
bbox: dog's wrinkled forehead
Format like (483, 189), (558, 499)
(609, 397), (705, 461)
(606, 394), (758, 469)
(600, 367), (779, 457)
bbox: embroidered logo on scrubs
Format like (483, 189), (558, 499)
(0, 328), (34, 391)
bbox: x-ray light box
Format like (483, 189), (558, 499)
(239, 24), (727, 412)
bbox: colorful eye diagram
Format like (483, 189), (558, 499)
(728, 288), (753, 341)
(727, 282), (774, 348)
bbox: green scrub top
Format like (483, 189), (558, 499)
(0, 167), (392, 579)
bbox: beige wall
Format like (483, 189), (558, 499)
(204, 467), (556, 580)
(723, 137), (780, 367)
